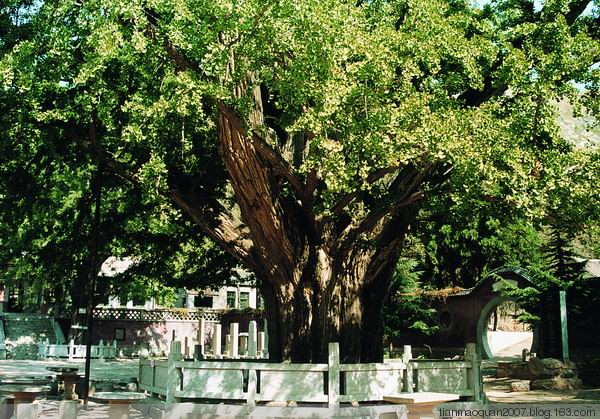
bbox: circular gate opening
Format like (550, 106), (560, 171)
(485, 300), (532, 358)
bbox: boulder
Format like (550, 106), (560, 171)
(510, 381), (530, 392)
(496, 367), (509, 379)
(527, 357), (556, 379)
(530, 377), (583, 391)
(541, 358), (564, 370)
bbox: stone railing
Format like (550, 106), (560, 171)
(38, 338), (117, 359)
(91, 308), (222, 323)
(139, 342), (484, 404)
(0, 317), (5, 359)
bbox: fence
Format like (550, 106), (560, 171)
(92, 308), (222, 323)
(139, 341), (484, 405)
(38, 338), (117, 359)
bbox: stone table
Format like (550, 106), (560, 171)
(90, 392), (146, 419)
(384, 392), (460, 419)
(0, 376), (54, 386)
(46, 366), (81, 400)
(0, 384), (51, 419)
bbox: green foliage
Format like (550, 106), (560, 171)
(1, 0), (599, 320)
(384, 258), (439, 339)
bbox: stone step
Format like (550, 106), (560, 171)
(1, 315), (58, 359)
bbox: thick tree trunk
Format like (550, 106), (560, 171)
(259, 242), (407, 363)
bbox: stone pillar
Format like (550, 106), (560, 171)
(262, 319), (269, 359)
(38, 338), (49, 359)
(239, 334), (248, 356)
(68, 339), (75, 361)
(247, 368), (257, 406)
(212, 324), (222, 357)
(465, 343), (483, 402)
(199, 318), (206, 355)
(15, 402), (38, 419)
(328, 342), (340, 407)
(230, 323), (239, 358)
(184, 336), (190, 358)
(225, 334), (232, 357)
(58, 400), (78, 419)
(257, 332), (266, 358)
(0, 284), (5, 313)
(98, 339), (105, 362)
(402, 345), (413, 392)
(248, 321), (258, 358)
(166, 341), (182, 403)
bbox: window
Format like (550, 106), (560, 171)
(114, 328), (126, 341)
(239, 292), (250, 309)
(439, 311), (452, 329)
(226, 291), (236, 308)
(195, 296), (213, 308)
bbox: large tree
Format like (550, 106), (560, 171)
(2, 0), (599, 362)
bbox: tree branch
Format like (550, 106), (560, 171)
(169, 185), (259, 271)
(249, 129), (305, 198)
(328, 166), (402, 215)
(565, 0), (591, 25)
(64, 120), (260, 271)
(217, 101), (302, 286)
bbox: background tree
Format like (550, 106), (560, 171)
(2, 0), (599, 362)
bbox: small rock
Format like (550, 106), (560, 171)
(126, 382), (138, 392)
(510, 381), (530, 392)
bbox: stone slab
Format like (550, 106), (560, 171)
(383, 392), (460, 404)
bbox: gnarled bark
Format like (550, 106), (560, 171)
(163, 97), (427, 362)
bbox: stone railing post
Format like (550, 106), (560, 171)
(402, 345), (413, 393)
(248, 321), (257, 358)
(38, 338), (49, 359)
(257, 332), (265, 358)
(98, 339), (105, 361)
(68, 339), (75, 360)
(225, 334), (231, 357)
(247, 368), (257, 406)
(199, 318), (206, 356)
(465, 343), (483, 402)
(328, 342), (340, 407)
(262, 319), (269, 359)
(212, 324), (222, 358)
(184, 336), (190, 359)
(231, 323), (239, 358)
(166, 340), (182, 403)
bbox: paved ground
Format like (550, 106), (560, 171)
(492, 332), (533, 358)
(488, 331), (533, 357)
(0, 358), (139, 382)
(484, 377), (600, 403)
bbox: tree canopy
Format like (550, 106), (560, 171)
(1, 0), (599, 361)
